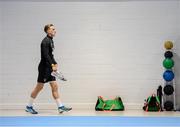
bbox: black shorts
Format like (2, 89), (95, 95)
(37, 62), (56, 83)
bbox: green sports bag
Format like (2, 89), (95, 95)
(95, 96), (124, 111)
(143, 95), (161, 112)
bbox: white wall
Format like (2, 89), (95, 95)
(174, 0), (180, 110)
(0, 0), (179, 109)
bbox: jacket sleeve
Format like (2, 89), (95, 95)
(52, 55), (57, 64)
(41, 41), (55, 66)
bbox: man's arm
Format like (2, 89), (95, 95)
(52, 55), (57, 65)
(41, 41), (56, 67)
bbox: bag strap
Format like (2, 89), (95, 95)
(102, 104), (115, 111)
(110, 104), (115, 111)
(102, 103), (106, 110)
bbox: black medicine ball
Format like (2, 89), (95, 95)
(163, 85), (174, 95)
(164, 51), (173, 58)
(164, 101), (174, 111)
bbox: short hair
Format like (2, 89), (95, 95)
(44, 24), (54, 33)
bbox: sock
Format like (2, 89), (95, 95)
(27, 97), (35, 107)
(55, 98), (64, 108)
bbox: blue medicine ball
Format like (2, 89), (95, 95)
(163, 70), (174, 81)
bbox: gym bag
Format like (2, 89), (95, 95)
(143, 94), (161, 112)
(95, 96), (124, 111)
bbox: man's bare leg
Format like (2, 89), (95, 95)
(26, 83), (44, 114)
(50, 81), (72, 113)
(30, 83), (44, 99)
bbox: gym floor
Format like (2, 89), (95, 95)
(1, 109), (180, 127)
(1, 109), (180, 116)
(0, 116), (179, 126)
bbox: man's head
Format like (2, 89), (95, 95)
(44, 24), (56, 37)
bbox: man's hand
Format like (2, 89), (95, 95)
(51, 64), (58, 71)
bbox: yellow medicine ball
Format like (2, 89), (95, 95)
(164, 41), (173, 50)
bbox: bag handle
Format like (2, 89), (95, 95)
(102, 103), (106, 110)
(102, 104), (115, 111)
(110, 104), (115, 111)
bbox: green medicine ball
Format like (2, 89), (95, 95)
(163, 58), (174, 69)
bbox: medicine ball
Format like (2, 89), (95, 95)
(164, 101), (173, 111)
(164, 51), (173, 58)
(163, 70), (174, 81)
(164, 41), (173, 50)
(163, 85), (174, 95)
(163, 58), (174, 69)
